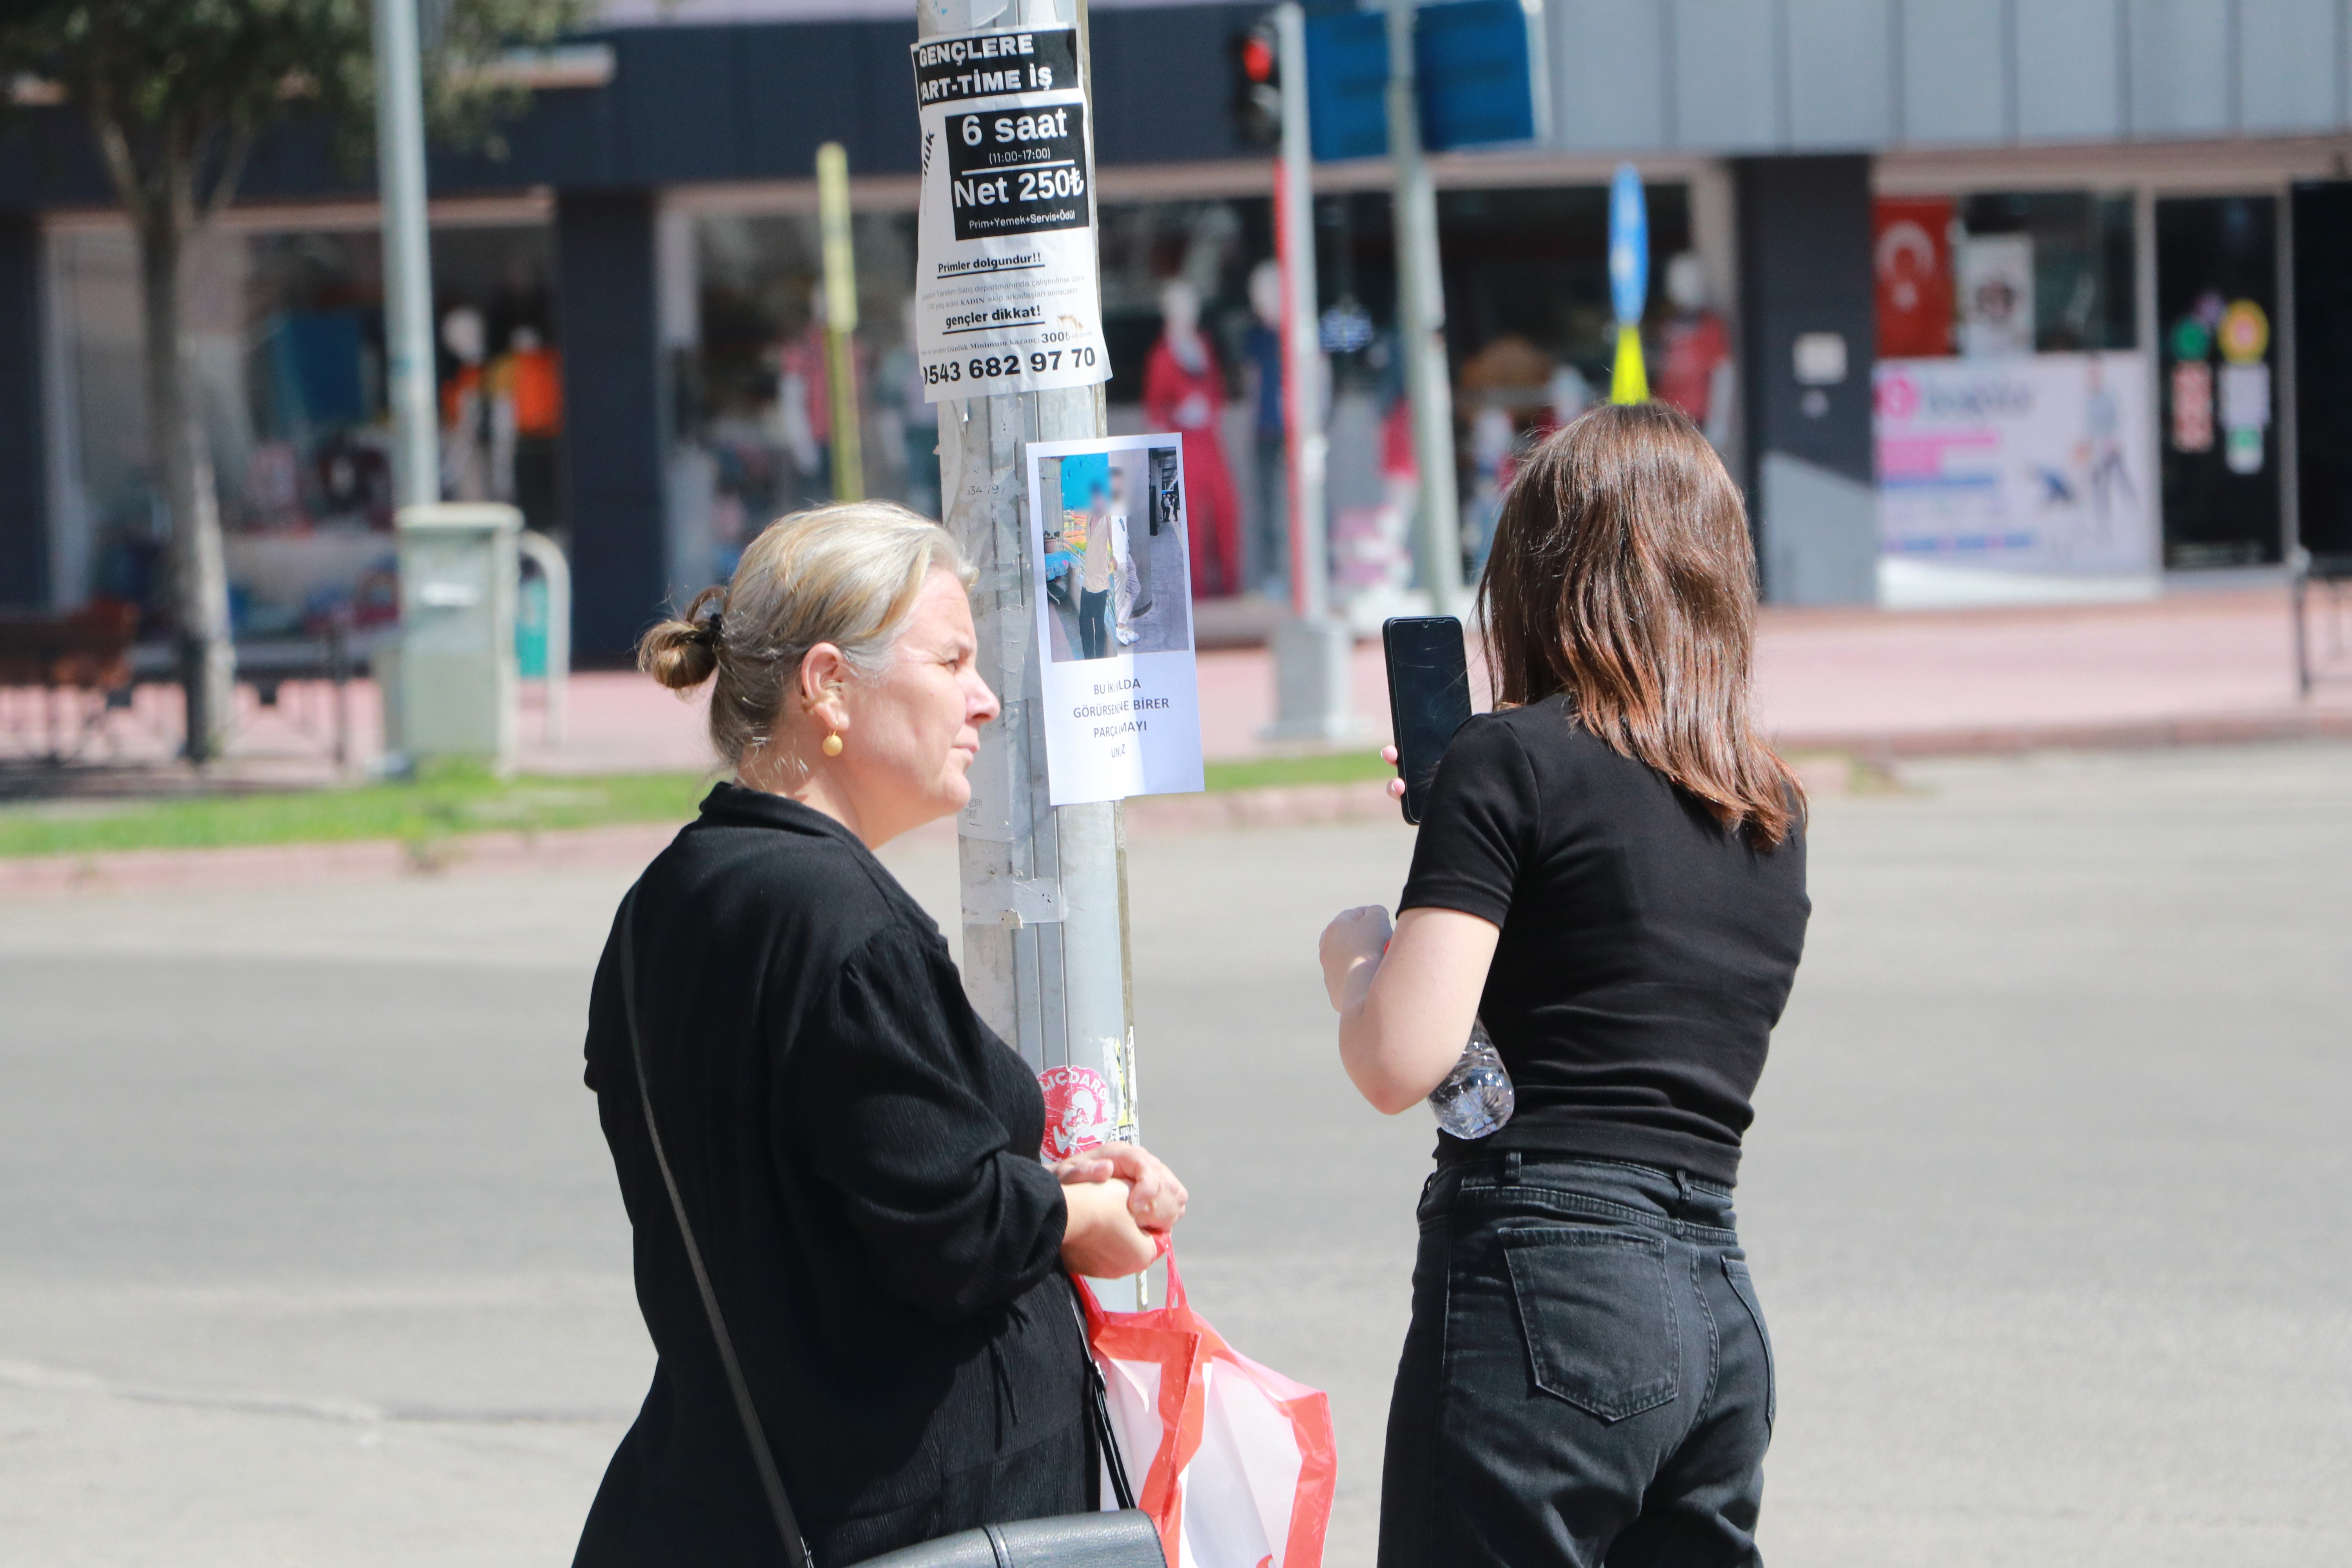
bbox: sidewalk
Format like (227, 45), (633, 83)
(7, 590), (2347, 788)
(1203, 587), (2352, 758)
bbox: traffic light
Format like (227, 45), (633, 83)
(1232, 17), (1281, 147)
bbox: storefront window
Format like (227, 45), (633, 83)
(1872, 189), (2156, 599)
(673, 211), (921, 592)
(48, 217), (558, 635)
(1094, 196), (1275, 601)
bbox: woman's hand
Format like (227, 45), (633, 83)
(1054, 1142), (1186, 1232)
(1319, 904), (1394, 1013)
(1059, 1178), (1160, 1278)
(1379, 742), (1406, 801)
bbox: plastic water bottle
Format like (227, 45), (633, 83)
(1429, 1019), (1515, 1139)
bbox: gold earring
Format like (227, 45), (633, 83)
(822, 731), (844, 757)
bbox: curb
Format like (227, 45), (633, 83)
(5, 710), (2348, 899)
(1774, 705), (2352, 759)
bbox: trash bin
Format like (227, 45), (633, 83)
(390, 502), (521, 770)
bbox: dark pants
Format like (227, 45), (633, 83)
(1379, 1155), (1774, 1568)
(1078, 587), (1112, 659)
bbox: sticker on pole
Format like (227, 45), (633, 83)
(1025, 433), (1205, 805)
(1039, 1065), (1116, 1160)
(911, 26), (1110, 402)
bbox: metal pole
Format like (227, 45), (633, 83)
(924, 0), (1142, 1280)
(1279, 3), (1328, 624)
(373, 0), (439, 512)
(817, 142), (865, 502)
(1265, 0), (1355, 741)
(1385, 0), (1466, 617)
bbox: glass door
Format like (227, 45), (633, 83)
(2154, 194), (2282, 568)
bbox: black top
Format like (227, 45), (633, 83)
(573, 784), (1086, 1568)
(1399, 696), (1810, 1184)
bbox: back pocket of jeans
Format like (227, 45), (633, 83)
(1499, 1226), (1679, 1423)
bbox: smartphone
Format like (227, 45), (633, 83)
(1383, 616), (1473, 825)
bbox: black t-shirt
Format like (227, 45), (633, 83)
(1399, 695), (1810, 1183)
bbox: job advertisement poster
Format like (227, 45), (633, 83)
(1025, 434), (1204, 805)
(911, 26), (1111, 403)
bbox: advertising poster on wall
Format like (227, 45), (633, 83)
(910, 25), (1111, 402)
(1876, 352), (2158, 596)
(1025, 434), (1205, 805)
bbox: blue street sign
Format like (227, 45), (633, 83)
(1607, 163), (1650, 402)
(1304, 0), (1540, 163)
(1416, 0), (1536, 152)
(1304, 9), (1389, 163)
(1608, 163), (1648, 325)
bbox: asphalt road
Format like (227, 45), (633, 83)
(1, 742), (2347, 1565)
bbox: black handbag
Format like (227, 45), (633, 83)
(616, 888), (1166, 1568)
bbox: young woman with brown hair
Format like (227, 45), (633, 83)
(1319, 403), (1810, 1566)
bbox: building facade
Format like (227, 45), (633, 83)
(1, 0), (2347, 659)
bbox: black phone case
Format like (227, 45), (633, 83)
(1383, 616), (1468, 826)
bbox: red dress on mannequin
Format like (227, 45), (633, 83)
(1143, 333), (1243, 600)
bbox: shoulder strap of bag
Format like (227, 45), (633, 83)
(1079, 1295), (1140, 1513)
(618, 885), (1140, 1556)
(617, 887), (814, 1568)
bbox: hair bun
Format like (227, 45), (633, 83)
(637, 587), (727, 691)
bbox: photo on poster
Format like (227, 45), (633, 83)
(1026, 434), (1204, 804)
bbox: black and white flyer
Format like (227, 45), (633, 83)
(1026, 434), (1204, 804)
(910, 25), (1111, 402)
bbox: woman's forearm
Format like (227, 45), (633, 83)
(1338, 966), (1455, 1114)
(1328, 907), (1503, 1116)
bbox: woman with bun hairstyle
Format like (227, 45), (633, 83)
(1319, 404), (1809, 1566)
(574, 502), (1186, 1567)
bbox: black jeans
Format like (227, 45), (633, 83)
(1078, 587), (1112, 659)
(1378, 1155), (1775, 1568)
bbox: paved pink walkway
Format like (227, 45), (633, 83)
(7, 590), (2347, 782)
(1197, 590), (2352, 760)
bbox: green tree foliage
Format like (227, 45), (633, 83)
(0, 1), (588, 761)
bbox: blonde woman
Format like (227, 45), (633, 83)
(575, 503), (1186, 1566)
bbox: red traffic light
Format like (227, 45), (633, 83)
(1241, 34), (1276, 84)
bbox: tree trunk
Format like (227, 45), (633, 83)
(137, 208), (236, 763)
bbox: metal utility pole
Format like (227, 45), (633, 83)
(816, 142), (865, 501)
(923, 0), (1142, 1247)
(373, 0), (439, 511)
(1265, 0), (1354, 740)
(1384, 0), (1466, 617)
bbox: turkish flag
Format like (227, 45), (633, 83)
(1874, 198), (1955, 359)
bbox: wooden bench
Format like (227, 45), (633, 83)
(0, 601), (140, 762)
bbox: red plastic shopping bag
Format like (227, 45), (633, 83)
(1077, 1250), (1337, 1568)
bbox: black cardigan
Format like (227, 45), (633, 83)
(573, 784), (1088, 1566)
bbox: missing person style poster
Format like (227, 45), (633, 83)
(1026, 435), (1205, 805)
(910, 25), (1111, 402)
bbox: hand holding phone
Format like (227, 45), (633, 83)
(1382, 616), (1473, 824)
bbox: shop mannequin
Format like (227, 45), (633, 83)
(1144, 279), (1242, 599)
(1657, 253), (1735, 450)
(879, 294), (940, 515)
(439, 307), (491, 502)
(487, 325), (563, 528)
(771, 302), (829, 503)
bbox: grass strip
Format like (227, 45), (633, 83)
(0, 768), (711, 860)
(0, 751), (1396, 860)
